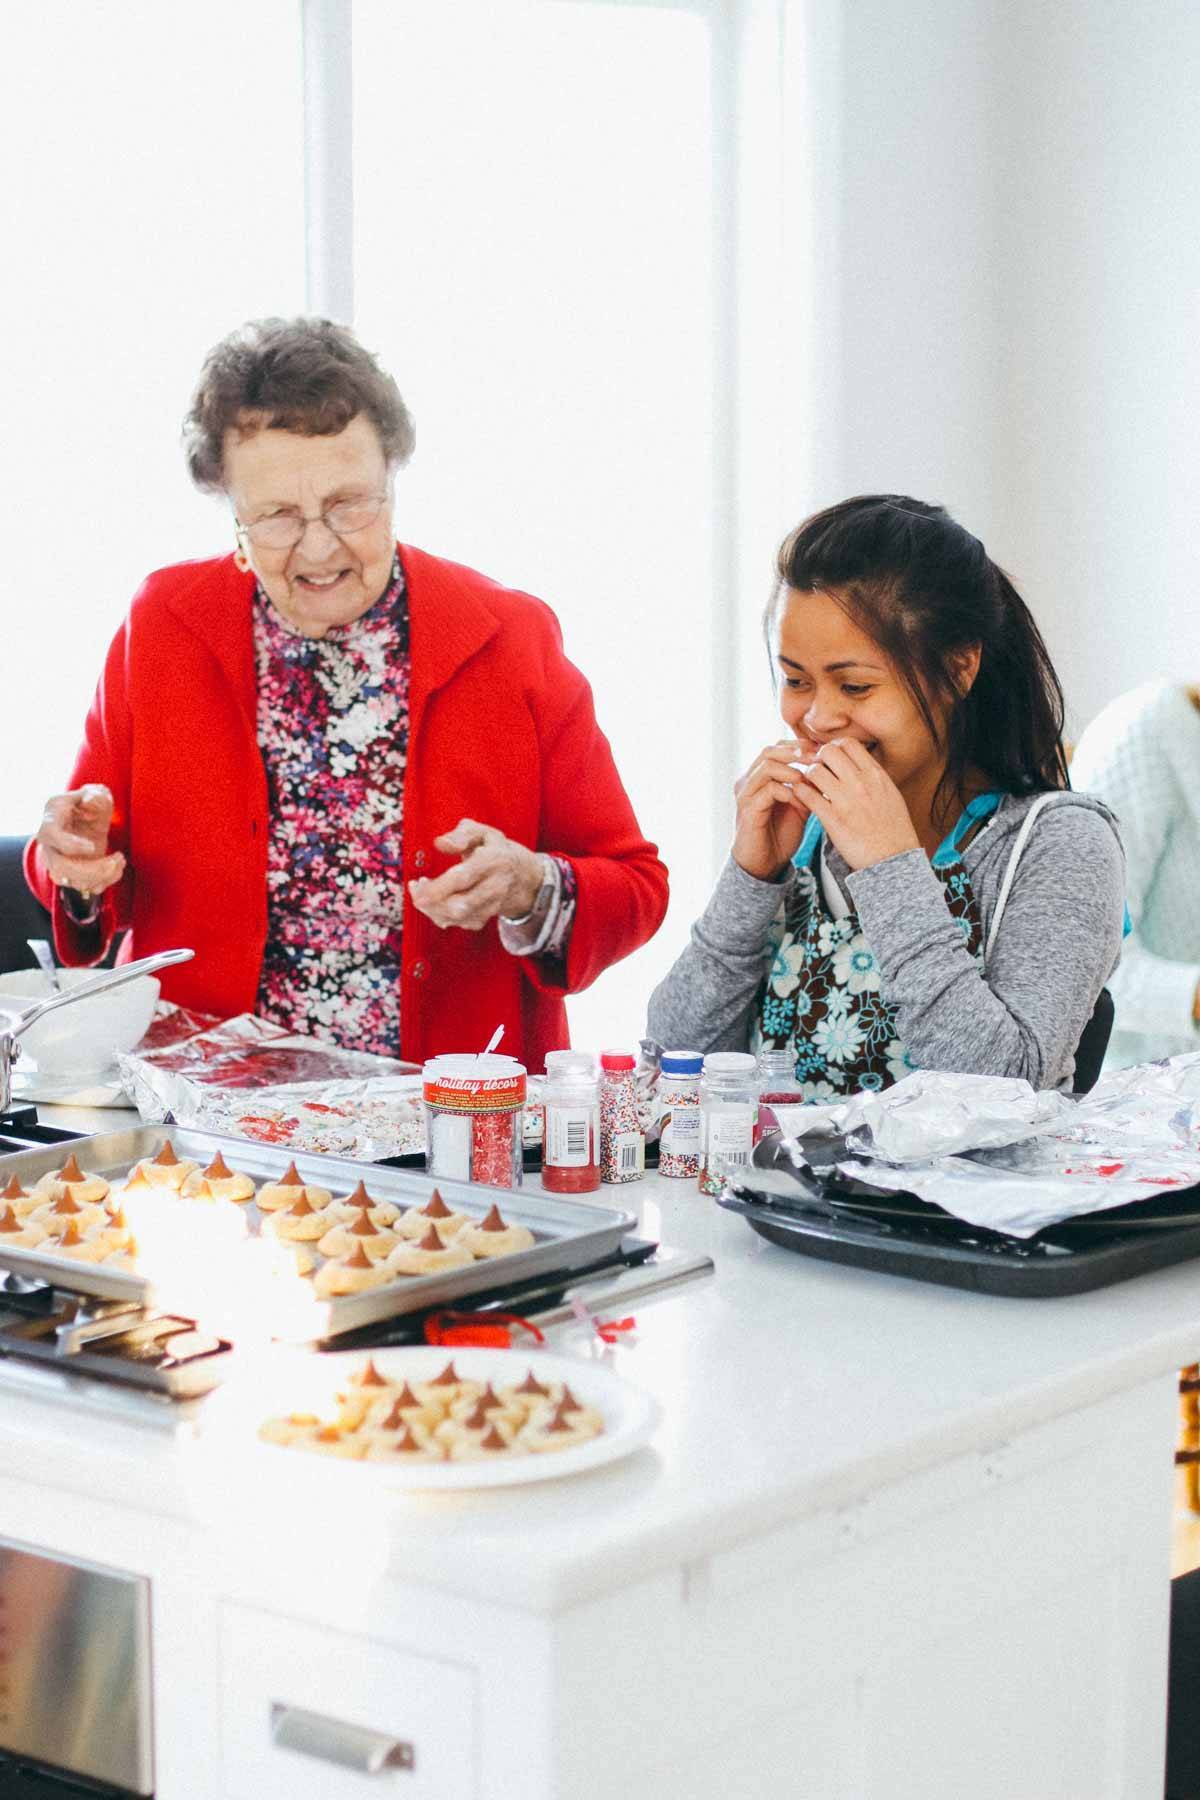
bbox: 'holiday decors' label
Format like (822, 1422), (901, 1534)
(422, 1053), (527, 1115)
(423, 1074), (525, 1113)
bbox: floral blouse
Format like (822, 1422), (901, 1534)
(751, 803), (992, 1100)
(253, 558), (575, 1054)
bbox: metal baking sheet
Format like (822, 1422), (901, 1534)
(0, 1129), (637, 1337)
(0, 1297), (235, 1399)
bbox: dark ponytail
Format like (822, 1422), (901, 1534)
(766, 495), (1068, 815)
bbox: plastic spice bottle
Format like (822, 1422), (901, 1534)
(657, 1050), (704, 1179)
(542, 1050), (601, 1194)
(755, 1047), (806, 1141)
(598, 1051), (645, 1184)
(698, 1051), (758, 1195)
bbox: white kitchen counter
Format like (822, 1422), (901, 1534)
(1, 1110), (1195, 1798)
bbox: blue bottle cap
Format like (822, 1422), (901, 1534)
(661, 1050), (704, 1076)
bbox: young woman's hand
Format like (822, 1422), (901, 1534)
(793, 739), (920, 870)
(731, 738), (819, 880)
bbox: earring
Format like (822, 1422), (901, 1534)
(233, 545), (252, 574)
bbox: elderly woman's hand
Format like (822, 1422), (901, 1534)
(408, 820), (544, 931)
(35, 785), (126, 900)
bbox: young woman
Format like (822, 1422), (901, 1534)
(648, 495), (1125, 1095)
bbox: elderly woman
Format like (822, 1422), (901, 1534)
(26, 318), (667, 1067)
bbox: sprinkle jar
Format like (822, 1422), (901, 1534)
(599, 1051), (644, 1184)
(542, 1050), (601, 1194)
(423, 1054), (526, 1189)
(698, 1051), (758, 1195)
(657, 1050), (704, 1179)
(756, 1047), (805, 1140)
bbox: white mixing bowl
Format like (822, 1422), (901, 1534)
(0, 968), (159, 1077)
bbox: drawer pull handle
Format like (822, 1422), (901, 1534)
(270, 1701), (415, 1774)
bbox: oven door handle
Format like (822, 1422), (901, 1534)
(270, 1701), (415, 1774)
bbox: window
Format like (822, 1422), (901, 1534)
(353, 0), (719, 1043)
(2, 3), (304, 833)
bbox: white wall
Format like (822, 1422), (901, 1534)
(795, 0), (1004, 531)
(991, 0), (1200, 736)
(771, 0), (1200, 742)
(732, 0), (1009, 776)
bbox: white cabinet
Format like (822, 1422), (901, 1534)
(219, 1602), (478, 1800)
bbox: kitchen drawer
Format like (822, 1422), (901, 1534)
(219, 1603), (477, 1800)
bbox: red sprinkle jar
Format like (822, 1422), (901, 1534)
(541, 1050), (601, 1194)
(755, 1048), (806, 1141)
(423, 1054), (527, 1189)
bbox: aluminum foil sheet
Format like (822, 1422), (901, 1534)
(819, 1055), (1200, 1237)
(177, 1074), (550, 1162)
(762, 1070), (1072, 1160)
(116, 1014), (659, 1164)
(118, 1011), (415, 1102)
(116, 1013), (554, 1162)
(117, 1012), (422, 1161)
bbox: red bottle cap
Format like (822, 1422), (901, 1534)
(599, 1052), (635, 1071)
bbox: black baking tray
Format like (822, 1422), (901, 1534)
(718, 1176), (1200, 1298)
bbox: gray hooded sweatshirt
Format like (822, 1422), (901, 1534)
(646, 791), (1125, 1093)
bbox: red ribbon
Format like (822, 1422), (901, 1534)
(423, 1310), (546, 1349)
(424, 1309), (637, 1348)
(594, 1315), (637, 1344)
(568, 1295), (638, 1344)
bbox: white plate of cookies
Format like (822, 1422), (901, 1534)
(201, 1345), (661, 1489)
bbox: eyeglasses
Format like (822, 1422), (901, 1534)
(235, 493), (389, 550)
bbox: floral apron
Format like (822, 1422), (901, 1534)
(751, 793), (1002, 1101)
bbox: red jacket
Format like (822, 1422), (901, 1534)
(25, 545), (668, 1070)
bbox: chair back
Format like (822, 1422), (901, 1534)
(1072, 987), (1114, 1094)
(0, 837), (51, 974)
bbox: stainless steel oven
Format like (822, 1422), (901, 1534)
(0, 1539), (152, 1795)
